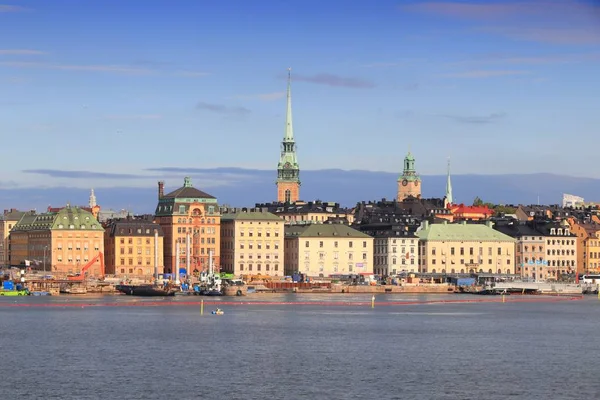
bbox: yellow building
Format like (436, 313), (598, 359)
(9, 205), (105, 276)
(0, 209), (25, 267)
(220, 211), (285, 277)
(568, 220), (600, 274)
(417, 221), (516, 274)
(284, 223), (373, 277)
(104, 217), (164, 277)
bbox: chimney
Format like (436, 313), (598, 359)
(158, 181), (164, 199)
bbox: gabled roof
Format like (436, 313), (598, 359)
(418, 222), (515, 242)
(285, 223), (371, 239)
(222, 211), (282, 222)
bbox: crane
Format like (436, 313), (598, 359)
(67, 252), (105, 281)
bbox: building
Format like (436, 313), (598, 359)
(103, 216), (164, 277)
(397, 151), (421, 202)
(154, 177), (221, 274)
(563, 193), (584, 208)
(0, 209), (26, 267)
(417, 220), (516, 275)
(284, 223), (373, 277)
(568, 220), (600, 274)
(254, 201), (354, 225)
(494, 219), (577, 280)
(9, 205), (104, 276)
(450, 204), (494, 221)
(276, 68), (300, 203)
(220, 211), (285, 277)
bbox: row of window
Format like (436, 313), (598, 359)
(375, 256), (416, 266)
(427, 258), (512, 265)
(176, 217), (216, 224)
(297, 251), (368, 261)
(118, 258), (154, 266)
(374, 246), (415, 255)
(429, 247), (504, 256)
(177, 227), (217, 234)
(120, 238), (152, 245)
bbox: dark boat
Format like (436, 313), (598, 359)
(116, 284), (177, 297)
(203, 289), (223, 296)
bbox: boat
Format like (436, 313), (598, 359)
(116, 284), (176, 297)
(203, 289), (223, 296)
(30, 291), (51, 296)
(211, 309), (224, 315)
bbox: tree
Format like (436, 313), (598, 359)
(473, 196), (484, 206)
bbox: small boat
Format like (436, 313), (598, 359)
(211, 309), (224, 315)
(116, 284), (177, 297)
(30, 291), (51, 296)
(203, 289), (223, 296)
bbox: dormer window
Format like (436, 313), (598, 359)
(550, 228), (556, 235)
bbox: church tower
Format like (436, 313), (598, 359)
(276, 68), (300, 203)
(444, 158), (453, 208)
(397, 151), (421, 202)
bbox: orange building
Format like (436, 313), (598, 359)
(450, 204), (494, 221)
(568, 220), (600, 274)
(103, 216), (164, 277)
(276, 68), (301, 203)
(154, 177), (221, 275)
(9, 205), (104, 276)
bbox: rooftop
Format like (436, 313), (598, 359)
(222, 211), (283, 222)
(418, 221), (515, 242)
(285, 223), (371, 238)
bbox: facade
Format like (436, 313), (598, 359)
(494, 219), (577, 280)
(568, 220), (600, 274)
(0, 209), (25, 267)
(154, 177), (221, 274)
(254, 201), (353, 225)
(397, 151), (421, 202)
(450, 204), (494, 221)
(276, 68), (300, 203)
(103, 217), (164, 277)
(9, 205), (105, 276)
(417, 221), (516, 275)
(284, 223), (373, 277)
(220, 211), (285, 277)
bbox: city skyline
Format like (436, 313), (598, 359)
(1, 0), (599, 191)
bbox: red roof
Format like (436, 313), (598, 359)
(451, 204), (494, 215)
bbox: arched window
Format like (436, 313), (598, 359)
(285, 189), (291, 203)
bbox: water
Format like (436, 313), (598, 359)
(1, 294), (599, 399)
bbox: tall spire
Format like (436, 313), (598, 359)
(284, 67), (294, 142)
(89, 188), (97, 208)
(445, 158), (453, 205)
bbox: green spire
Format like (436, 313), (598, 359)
(284, 67), (294, 142)
(277, 68), (300, 184)
(445, 158), (453, 204)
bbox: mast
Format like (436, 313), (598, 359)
(175, 242), (180, 284)
(154, 230), (158, 282)
(186, 233), (191, 281)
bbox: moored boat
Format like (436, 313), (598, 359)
(0, 289), (29, 296)
(116, 284), (177, 297)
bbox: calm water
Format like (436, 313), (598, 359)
(1, 293), (599, 400)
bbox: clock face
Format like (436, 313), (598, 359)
(402, 179), (408, 186)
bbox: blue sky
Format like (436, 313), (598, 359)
(1, 0), (599, 192)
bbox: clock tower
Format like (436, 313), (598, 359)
(397, 151), (421, 202)
(276, 68), (300, 203)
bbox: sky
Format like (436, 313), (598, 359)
(1, 0), (599, 193)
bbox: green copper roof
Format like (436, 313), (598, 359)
(277, 68), (300, 183)
(12, 206), (103, 232)
(418, 222), (515, 242)
(405, 151), (415, 162)
(222, 211), (283, 222)
(285, 224), (371, 238)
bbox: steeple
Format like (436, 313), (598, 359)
(397, 150), (421, 202)
(89, 189), (97, 208)
(276, 67), (300, 203)
(445, 158), (453, 205)
(284, 67), (294, 142)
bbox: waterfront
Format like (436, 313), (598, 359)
(1, 294), (599, 399)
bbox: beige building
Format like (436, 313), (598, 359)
(220, 211), (285, 277)
(0, 209), (25, 267)
(417, 221), (516, 274)
(10, 205), (105, 276)
(254, 201), (354, 225)
(543, 224), (577, 277)
(103, 217), (164, 277)
(284, 223), (373, 277)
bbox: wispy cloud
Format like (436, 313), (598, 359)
(440, 70), (530, 78)
(0, 61), (155, 75)
(196, 101), (251, 116)
(0, 49), (46, 55)
(0, 5), (29, 12)
(292, 73), (375, 88)
(104, 114), (162, 120)
(361, 59), (424, 68)
(232, 92), (285, 102)
(402, 1), (600, 45)
(450, 52), (600, 66)
(23, 169), (146, 179)
(174, 70), (210, 77)
(442, 112), (506, 124)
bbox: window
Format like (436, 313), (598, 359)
(363, 241), (367, 248)
(334, 241), (338, 248)
(319, 241), (323, 248)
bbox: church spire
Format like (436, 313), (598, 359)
(445, 158), (453, 205)
(276, 67), (300, 203)
(89, 188), (97, 208)
(284, 67), (294, 142)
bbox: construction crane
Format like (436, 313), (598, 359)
(67, 253), (105, 281)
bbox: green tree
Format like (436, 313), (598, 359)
(473, 196), (484, 206)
